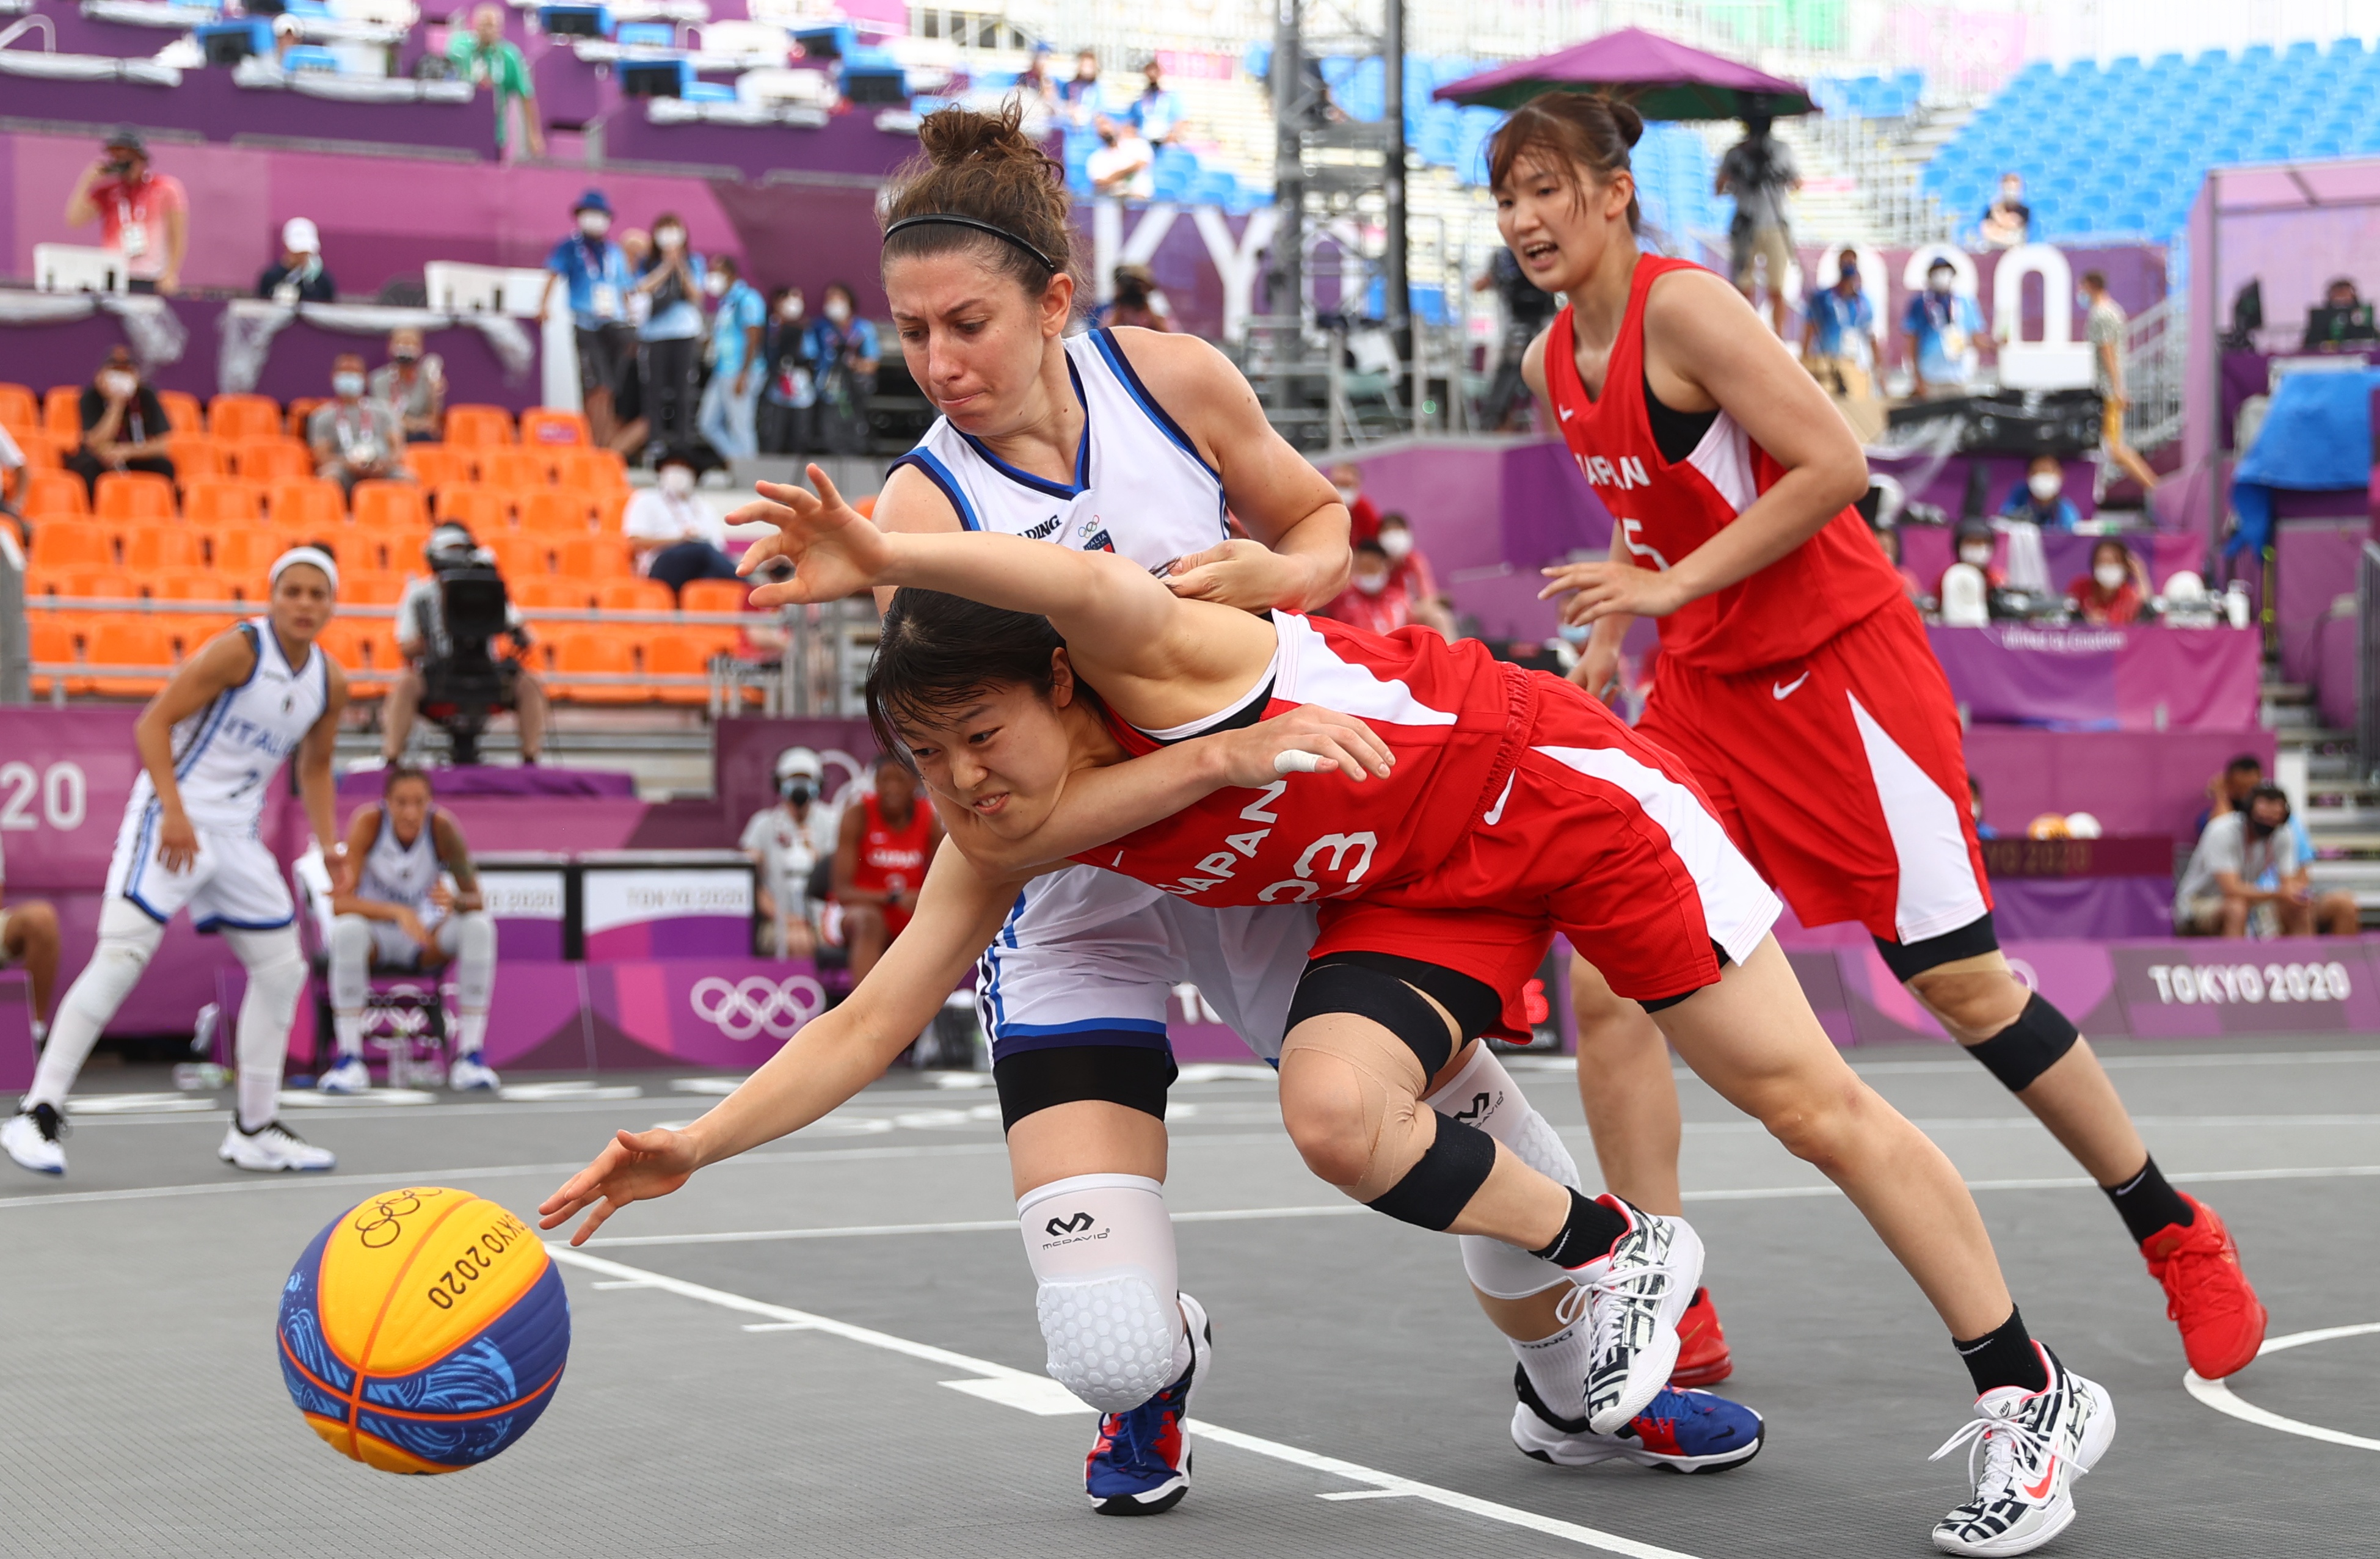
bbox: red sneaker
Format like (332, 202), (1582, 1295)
(1669, 1287), (1733, 1387)
(2142, 1194), (2268, 1379)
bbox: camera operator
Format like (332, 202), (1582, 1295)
(380, 523), (550, 766)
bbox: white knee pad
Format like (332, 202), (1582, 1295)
(1017, 1173), (1184, 1414)
(328, 915), (374, 1012)
(441, 911), (495, 1012)
(1425, 1045), (1583, 1301)
(225, 926), (307, 1130)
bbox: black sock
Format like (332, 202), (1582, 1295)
(1530, 1188), (1629, 1270)
(1954, 1307), (2048, 1395)
(2104, 1155), (2194, 1244)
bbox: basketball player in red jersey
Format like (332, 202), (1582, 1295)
(1493, 78), (2257, 1491)
(724, 469), (2119, 1550)
(833, 753), (943, 980)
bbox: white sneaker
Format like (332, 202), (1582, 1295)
(448, 1054), (501, 1092)
(317, 1056), (371, 1095)
(1558, 1197), (1706, 1434)
(1, 1105), (66, 1176)
(1931, 1344), (2117, 1556)
(219, 1120), (337, 1173)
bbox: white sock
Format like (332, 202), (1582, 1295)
(456, 1011), (488, 1056)
(332, 1012), (365, 1058)
(1515, 1319), (1593, 1425)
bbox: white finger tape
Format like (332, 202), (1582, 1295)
(1274, 750), (1330, 775)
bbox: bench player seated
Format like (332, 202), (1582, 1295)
(319, 763), (499, 1094)
(830, 753), (941, 982)
(0, 832), (61, 1062)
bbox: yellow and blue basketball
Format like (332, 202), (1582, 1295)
(276, 1187), (570, 1474)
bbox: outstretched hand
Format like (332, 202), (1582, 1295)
(732, 464), (894, 607)
(536, 1125), (701, 1246)
(1210, 703), (1393, 787)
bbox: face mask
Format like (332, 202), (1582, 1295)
(780, 780), (812, 805)
(392, 350), (420, 366)
(1379, 531), (1413, 560)
(1353, 572), (1388, 596)
(704, 272), (729, 297)
(824, 299), (851, 324)
(2028, 472), (2061, 501)
(2244, 812), (2280, 840)
(1929, 275), (1953, 296)
(1959, 545), (1993, 567)
(659, 465), (694, 496)
(333, 372), (365, 398)
(781, 298), (805, 322)
(1333, 484), (1358, 504)
(578, 212), (610, 238)
(100, 370), (136, 397)
(2092, 562), (2126, 591)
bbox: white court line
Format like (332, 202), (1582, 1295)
(1516, 1048), (2380, 1080)
(2184, 1323), (2380, 1453)
(544, 1245), (1704, 1559)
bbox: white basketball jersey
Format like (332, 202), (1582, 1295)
(355, 807), (444, 915)
(890, 327), (1229, 574)
(130, 618), (329, 835)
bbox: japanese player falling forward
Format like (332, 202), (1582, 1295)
(1489, 87), (2263, 1487)
(542, 101), (1767, 1522)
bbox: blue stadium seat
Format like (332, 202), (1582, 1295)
(616, 21), (672, 47)
(682, 80), (733, 102)
(281, 43), (341, 73)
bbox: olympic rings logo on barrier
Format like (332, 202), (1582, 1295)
(352, 1187), (445, 1249)
(688, 976), (829, 1042)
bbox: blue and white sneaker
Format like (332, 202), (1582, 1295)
(448, 1054), (501, 1092)
(317, 1056), (371, 1095)
(1085, 1292), (1209, 1516)
(1512, 1365), (1764, 1473)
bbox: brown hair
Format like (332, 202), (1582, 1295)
(881, 103), (1084, 302)
(1486, 92), (1645, 234)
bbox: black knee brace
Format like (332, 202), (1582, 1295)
(1286, 957), (1480, 1077)
(1963, 992), (2079, 1092)
(1366, 1111), (1498, 1230)
(992, 1043), (1177, 1132)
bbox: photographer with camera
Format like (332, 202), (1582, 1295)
(380, 524), (550, 767)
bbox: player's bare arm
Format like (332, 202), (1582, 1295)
(432, 811), (484, 912)
(1107, 329), (1352, 611)
(539, 838), (1025, 1243)
(298, 663), (348, 870)
(133, 629), (264, 873)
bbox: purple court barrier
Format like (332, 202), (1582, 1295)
(0, 973), (32, 1092)
(1927, 624), (2263, 732)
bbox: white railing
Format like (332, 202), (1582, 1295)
(2123, 296), (2185, 452)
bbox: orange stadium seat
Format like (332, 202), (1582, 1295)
(12, 431), (64, 473)
(181, 477), (262, 526)
(556, 448), (629, 493)
(208, 526), (279, 578)
(508, 576), (591, 612)
(558, 536), (633, 580)
(519, 489), (598, 536)
(207, 394), (282, 441)
(156, 390), (203, 435)
(166, 434), (227, 481)
(407, 444), (475, 490)
(29, 526), (114, 571)
(44, 388), (81, 447)
(32, 569), (121, 602)
(230, 438), (315, 484)
(265, 478), (345, 532)
(123, 525), (205, 572)
(95, 470), (176, 521)
(482, 535), (550, 579)
(480, 449), (555, 490)
(286, 398), (329, 439)
(676, 578), (750, 616)
(0, 384), (38, 434)
(519, 407), (590, 448)
(82, 619), (176, 697)
(645, 636), (716, 705)
(351, 481), (429, 532)
(314, 621), (383, 690)
(596, 578), (675, 614)
(19, 470), (89, 519)
(340, 572), (406, 607)
(27, 619), (75, 697)
(435, 485), (515, 532)
(548, 630), (642, 703)
(142, 567), (235, 601)
(442, 405), (515, 447)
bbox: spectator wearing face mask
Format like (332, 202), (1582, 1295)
(1376, 513), (1457, 638)
(1128, 57), (1185, 145)
(1801, 249), (1876, 400)
(67, 346), (174, 499)
(633, 213), (707, 453)
(805, 282), (878, 456)
(759, 287), (817, 456)
(1086, 115), (1155, 202)
(741, 747), (840, 959)
(1061, 48), (1105, 126)
(64, 129), (186, 296)
(308, 354), (410, 492)
(697, 254), (768, 463)
(369, 327), (446, 443)
(2000, 453), (2080, 530)
(1939, 519), (2004, 598)
(257, 217), (336, 305)
(543, 191), (636, 449)
(1902, 258), (1982, 398)
(1315, 539), (1413, 634)
(2175, 785), (2358, 937)
(622, 447), (741, 594)
(2065, 538), (2148, 626)
(1978, 173), (2032, 250)
(1323, 460), (1380, 543)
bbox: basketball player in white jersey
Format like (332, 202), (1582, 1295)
(319, 763), (498, 1094)
(2, 550), (348, 1176)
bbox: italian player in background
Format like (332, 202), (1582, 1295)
(1, 549), (349, 1177)
(1494, 87), (2263, 1445)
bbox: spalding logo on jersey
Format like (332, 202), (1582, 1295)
(1153, 779), (1378, 904)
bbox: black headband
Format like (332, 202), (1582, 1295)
(883, 214), (1059, 274)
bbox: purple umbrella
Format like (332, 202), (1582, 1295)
(1432, 26), (1816, 120)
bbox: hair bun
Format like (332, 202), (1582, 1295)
(1608, 98), (1645, 148)
(917, 101), (1036, 169)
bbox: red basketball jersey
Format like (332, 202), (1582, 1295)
(1542, 255), (1904, 674)
(850, 793), (934, 900)
(1070, 611), (1532, 906)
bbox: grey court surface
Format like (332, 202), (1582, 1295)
(2, 1036), (2376, 1559)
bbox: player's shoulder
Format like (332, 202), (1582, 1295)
(1094, 325), (1239, 405)
(874, 457), (964, 534)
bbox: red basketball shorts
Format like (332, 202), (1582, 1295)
(1311, 674), (1783, 1023)
(1634, 601), (1992, 947)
